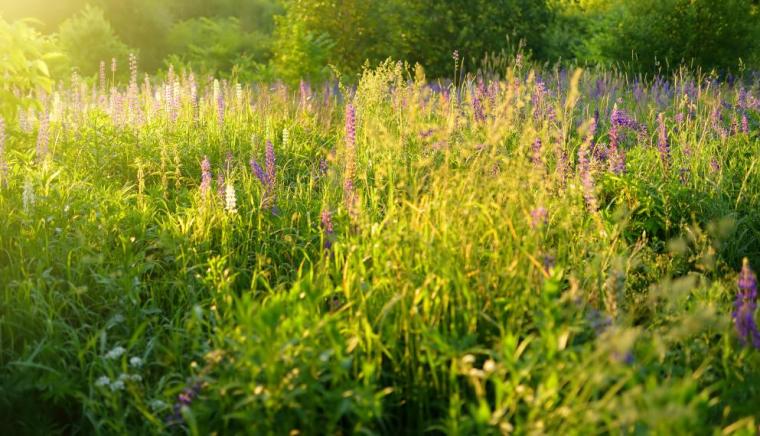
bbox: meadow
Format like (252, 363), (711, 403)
(1, 57), (760, 434)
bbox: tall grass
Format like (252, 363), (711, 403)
(1, 58), (759, 434)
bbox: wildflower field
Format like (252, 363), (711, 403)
(2, 57), (760, 434)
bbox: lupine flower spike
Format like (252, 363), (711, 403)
(733, 258), (760, 348)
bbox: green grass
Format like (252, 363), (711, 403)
(1, 62), (759, 434)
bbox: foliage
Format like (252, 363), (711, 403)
(580, 0), (760, 73)
(0, 16), (58, 122)
(57, 5), (131, 77)
(166, 16), (273, 82)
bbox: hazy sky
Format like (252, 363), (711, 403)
(0, 0), (87, 30)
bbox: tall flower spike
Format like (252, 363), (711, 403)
(321, 210), (334, 250)
(733, 258), (760, 348)
(578, 119), (598, 212)
(200, 156), (212, 196)
(36, 112), (50, 161)
(225, 183), (237, 213)
(657, 113), (670, 172)
(344, 104), (358, 221)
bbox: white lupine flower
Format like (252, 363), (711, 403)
(22, 177), (35, 213)
(105, 346), (126, 359)
(282, 127), (289, 148)
(95, 376), (111, 387)
(129, 356), (143, 368)
(225, 183), (237, 213)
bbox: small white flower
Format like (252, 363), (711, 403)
(129, 356), (143, 368)
(105, 346), (126, 359)
(109, 379), (125, 391)
(95, 376), (111, 387)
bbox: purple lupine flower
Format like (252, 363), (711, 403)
(578, 119), (598, 212)
(741, 114), (749, 134)
(733, 258), (760, 349)
(472, 95), (485, 123)
(657, 113), (670, 171)
(711, 106), (728, 140)
(166, 381), (203, 426)
(710, 158), (721, 173)
(320, 210), (334, 250)
(530, 207), (548, 229)
(200, 156), (212, 196)
(36, 112), (49, 160)
(250, 158), (266, 184)
(608, 105), (625, 175)
(675, 112), (684, 126)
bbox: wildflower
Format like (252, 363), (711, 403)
(22, 177), (35, 213)
(129, 357), (144, 368)
(657, 113), (670, 171)
(710, 158), (721, 173)
(578, 119), (598, 212)
(320, 210), (334, 250)
(741, 114), (749, 134)
(36, 112), (49, 160)
(531, 138), (542, 168)
(105, 346), (126, 360)
(250, 158), (266, 184)
(530, 207), (548, 229)
(95, 376), (111, 387)
(608, 105), (626, 175)
(344, 104), (358, 221)
(109, 379), (125, 392)
(200, 156), (212, 196)
(733, 258), (760, 349)
(224, 183), (237, 213)
(282, 127), (290, 148)
(472, 95), (485, 122)
(166, 381), (203, 426)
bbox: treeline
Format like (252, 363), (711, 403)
(2, 0), (760, 83)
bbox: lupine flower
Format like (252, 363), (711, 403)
(608, 105), (626, 175)
(657, 113), (670, 171)
(741, 114), (749, 134)
(321, 210), (334, 250)
(531, 138), (542, 168)
(250, 158), (266, 185)
(224, 183), (237, 213)
(200, 156), (212, 196)
(344, 104), (358, 221)
(472, 95), (485, 122)
(166, 381), (203, 426)
(710, 158), (721, 173)
(733, 258), (760, 348)
(36, 112), (49, 160)
(578, 120), (598, 212)
(530, 207), (548, 228)
(282, 127), (290, 148)
(22, 176), (35, 213)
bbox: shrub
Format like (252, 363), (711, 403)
(57, 5), (131, 77)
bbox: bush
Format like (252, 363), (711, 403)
(166, 17), (273, 82)
(0, 17), (59, 122)
(582, 0), (760, 73)
(57, 5), (131, 77)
